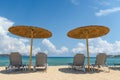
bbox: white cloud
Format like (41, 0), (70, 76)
(95, 0), (111, 6)
(89, 38), (113, 54)
(96, 0), (120, 6)
(70, 0), (80, 5)
(99, 1), (111, 6)
(72, 43), (86, 54)
(72, 38), (120, 55)
(0, 17), (14, 35)
(42, 39), (68, 54)
(0, 16), (40, 55)
(95, 7), (120, 16)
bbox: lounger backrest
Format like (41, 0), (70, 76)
(36, 52), (47, 66)
(9, 52), (22, 66)
(73, 54), (85, 66)
(96, 53), (107, 65)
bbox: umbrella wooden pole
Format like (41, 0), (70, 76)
(29, 30), (33, 70)
(86, 35), (90, 71)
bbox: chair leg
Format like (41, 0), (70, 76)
(33, 66), (36, 71)
(103, 66), (110, 72)
(83, 66), (86, 72)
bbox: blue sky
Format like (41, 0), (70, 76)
(0, 0), (120, 57)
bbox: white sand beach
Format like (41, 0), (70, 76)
(0, 66), (120, 80)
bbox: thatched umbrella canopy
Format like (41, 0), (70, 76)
(8, 25), (52, 70)
(67, 25), (110, 71)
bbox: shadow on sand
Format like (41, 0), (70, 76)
(58, 68), (103, 74)
(0, 69), (47, 74)
(109, 66), (120, 71)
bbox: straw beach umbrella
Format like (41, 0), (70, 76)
(67, 25), (110, 71)
(8, 25), (52, 70)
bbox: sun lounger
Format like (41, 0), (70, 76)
(92, 53), (110, 72)
(68, 54), (85, 72)
(34, 52), (47, 71)
(6, 52), (26, 72)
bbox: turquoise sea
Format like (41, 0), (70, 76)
(0, 56), (120, 66)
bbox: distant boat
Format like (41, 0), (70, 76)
(0, 54), (9, 56)
(107, 55), (120, 57)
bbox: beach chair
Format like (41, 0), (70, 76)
(34, 52), (47, 71)
(6, 52), (26, 71)
(69, 54), (85, 72)
(92, 53), (110, 72)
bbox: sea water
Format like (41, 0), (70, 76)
(0, 56), (120, 66)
